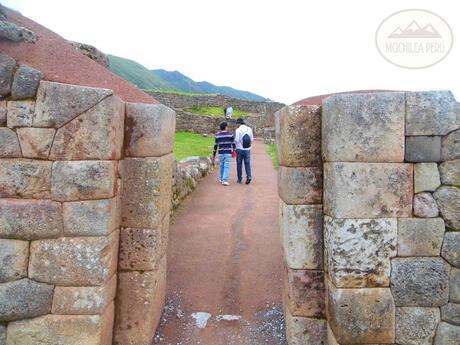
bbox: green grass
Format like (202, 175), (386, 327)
(149, 90), (217, 97)
(266, 144), (279, 169)
(174, 132), (215, 161)
(184, 106), (247, 118)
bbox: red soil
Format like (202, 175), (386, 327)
(293, 89), (401, 106)
(0, 7), (157, 104)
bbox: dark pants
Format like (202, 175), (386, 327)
(236, 149), (252, 181)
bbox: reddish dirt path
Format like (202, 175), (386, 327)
(155, 140), (285, 345)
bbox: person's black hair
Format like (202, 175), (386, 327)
(220, 122), (228, 131)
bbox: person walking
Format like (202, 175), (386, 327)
(212, 122), (236, 186)
(235, 118), (254, 184)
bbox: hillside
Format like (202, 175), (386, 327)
(108, 55), (266, 101)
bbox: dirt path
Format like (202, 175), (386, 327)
(155, 140), (285, 345)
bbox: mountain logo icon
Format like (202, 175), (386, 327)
(388, 20), (442, 39)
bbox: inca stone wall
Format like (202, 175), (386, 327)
(0, 54), (175, 345)
(276, 90), (460, 345)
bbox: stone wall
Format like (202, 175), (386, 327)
(276, 91), (460, 344)
(0, 54), (176, 345)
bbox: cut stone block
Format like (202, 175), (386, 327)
(284, 268), (325, 318)
(0, 100), (6, 125)
(160, 213), (170, 259)
(327, 323), (339, 345)
(52, 275), (117, 315)
(0, 54), (15, 97)
(51, 160), (117, 201)
(442, 129), (460, 161)
(16, 127), (55, 159)
(442, 232), (460, 267)
(0, 159), (51, 198)
(6, 100), (34, 128)
(327, 283), (395, 344)
(6, 303), (115, 345)
(0, 127), (21, 157)
(414, 192), (439, 218)
(441, 303), (460, 326)
(0, 324), (5, 345)
(0, 278), (53, 322)
(324, 162), (413, 218)
(451, 268), (460, 303)
(113, 258), (166, 345)
(50, 95), (124, 160)
(275, 104), (321, 167)
(414, 163), (441, 193)
(433, 322), (460, 345)
(63, 197), (120, 236)
(398, 218), (445, 256)
(0, 199), (62, 240)
(396, 307), (440, 345)
(11, 64), (43, 99)
(284, 308), (326, 345)
(119, 227), (162, 271)
(278, 166), (322, 205)
(440, 160), (460, 186)
(391, 257), (450, 306)
(280, 202), (323, 270)
(324, 216), (396, 287)
(405, 136), (442, 162)
(125, 103), (176, 157)
(33, 80), (113, 128)
(322, 91), (405, 162)
(29, 231), (118, 286)
(406, 90), (460, 136)
(0, 239), (28, 282)
(121, 155), (173, 229)
(434, 186), (460, 230)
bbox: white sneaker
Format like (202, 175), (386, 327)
(222, 181), (230, 186)
(218, 178), (222, 183)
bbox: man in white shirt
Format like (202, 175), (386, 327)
(235, 118), (254, 184)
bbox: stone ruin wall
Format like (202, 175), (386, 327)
(276, 91), (460, 344)
(0, 54), (176, 345)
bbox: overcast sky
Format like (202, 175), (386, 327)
(3, 0), (459, 104)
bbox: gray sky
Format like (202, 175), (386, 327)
(3, 0), (459, 104)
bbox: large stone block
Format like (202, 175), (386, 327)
(284, 268), (325, 318)
(327, 284), (395, 344)
(125, 103), (175, 157)
(275, 104), (321, 167)
(121, 155), (173, 229)
(434, 186), (460, 230)
(33, 81), (113, 128)
(0, 159), (51, 198)
(284, 308), (326, 345)
(0, 239), (28, 282)
(6, 100), (34, 128)
(326, 323), (339, 345)
(0, 100), (6, 126)
(11, 65), (43, 99)
(51, 160), (117, 201)
(398, 218), (445, 256)
(396, 307), (440, 345)
(442, 129), (460, 161)
(119, 227), (162, 271)
(0, 54), (15, 97)
(405, 136), (442, 162)
(414, 192), (439, 218)
(442, 232), (460, 267)
(0, 279), (53, 322)
(434, 322), (460, 345)
(113, 258), (166, 345)
(6, 303), (115, 345)
(322, 91), (405, 162)
(406, 91), (460, 136)
(0, 324), (5, 345)
(391, 257), (450, 306)
(440, 160), (460, 186)
(63, 197), (120, 236)
(324, 216), (396, 288)
(29, 231), (118, 286)
(160, 213), (170, 259)
(414, 163), (441, 193)
(451, 267), (460, 303)
(324, 162), (413, 218)
(50, 95), (124, 160)
(280, 202), (323, 270)
(278, 166), (322, 205)
(0, 127), (21, 158)
(0, 199), (62, 240)
(441, 303), (460, 326)
(16, 127), (55, 159)
(52, 275), (117, 315)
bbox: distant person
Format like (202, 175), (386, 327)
(235, 118), (254, 184)
(225, 106), (233, 118)
(212, 122), (236, 186)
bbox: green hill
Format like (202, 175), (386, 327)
(107, 54), (266, 101)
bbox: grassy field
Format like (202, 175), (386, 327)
(174, 132), (215, 161)
(184, 106), (247, 118)
(266, 144), (279, 169)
